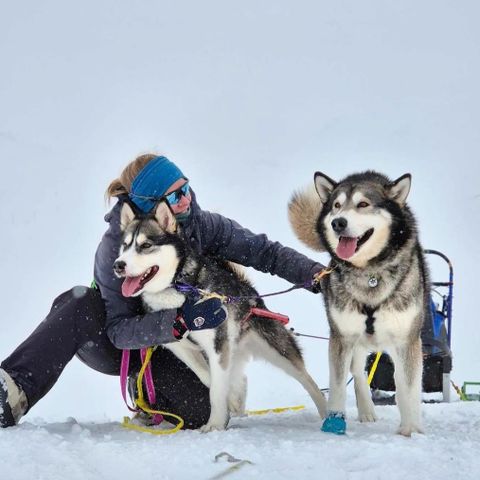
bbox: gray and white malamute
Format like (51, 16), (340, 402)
(289, 171), (429, 436)
(114, 201), (327, 432)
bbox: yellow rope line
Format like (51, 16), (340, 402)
(121, 347), (185, 435)
(197, 289), (229, 302)
(246, 405), (305, 416)
(367, 351), (382, 386)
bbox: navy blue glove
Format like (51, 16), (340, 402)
(173, 296), (227, 339)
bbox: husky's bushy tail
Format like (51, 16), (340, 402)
(288, 185), (326, 252)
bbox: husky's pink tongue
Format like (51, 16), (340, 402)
(121, 275), (143, 297)
(336, 237), (358, 259)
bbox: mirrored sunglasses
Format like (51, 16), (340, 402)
(164, 182), (190, 206)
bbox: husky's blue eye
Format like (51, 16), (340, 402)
(358, 201), (369, 208)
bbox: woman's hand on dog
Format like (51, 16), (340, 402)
(173, 297), (227, 339)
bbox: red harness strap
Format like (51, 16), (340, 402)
(242, 307), (290, 326)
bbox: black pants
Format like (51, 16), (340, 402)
(1, 287), (210, 429)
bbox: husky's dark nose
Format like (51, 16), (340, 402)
(332, 217), (348, 233)
(113, 260), (126, 275)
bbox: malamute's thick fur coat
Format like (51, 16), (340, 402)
(289, 171), (429, 436)
(115, 201), (327, 432)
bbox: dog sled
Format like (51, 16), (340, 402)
(366, 249), (453, 403)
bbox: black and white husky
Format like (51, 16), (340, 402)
(114, 201), (327, 432)
(289, 171), (429, 436)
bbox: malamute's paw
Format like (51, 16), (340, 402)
(321, 411), (346, 435)
(358, 411), (377, 423)
(397, 423), (424, 437)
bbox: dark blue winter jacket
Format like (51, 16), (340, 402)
(94, 191), (323, 349)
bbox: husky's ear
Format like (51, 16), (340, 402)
(388, 174), (411, 206)
(120, 203), (136, 231)
(154, 201), (177, 233)
(314, 172), (337, 203)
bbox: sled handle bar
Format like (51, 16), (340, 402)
(424, 249), (453, 348)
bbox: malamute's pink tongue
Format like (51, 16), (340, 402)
(336, 237), (358, 259)
(121, 275), (143, 297)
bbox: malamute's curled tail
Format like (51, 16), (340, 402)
(288, 185), (326, 252)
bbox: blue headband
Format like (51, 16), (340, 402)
(129, 156), (186, 213)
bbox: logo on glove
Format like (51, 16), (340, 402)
(193, 316), (205, 328)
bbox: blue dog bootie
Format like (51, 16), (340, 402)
(321, 411), (346, 435)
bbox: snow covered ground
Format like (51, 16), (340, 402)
(1, 399), (479, 480)
(1, 1), (480, 479)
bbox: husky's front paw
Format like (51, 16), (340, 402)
(199, 422), (226, 433)
(397, 423), (424, 437)
(321, 411), (346, 435)
(199, 412), (230, 433)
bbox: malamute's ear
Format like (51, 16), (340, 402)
(388, 174), (411, 206)
(154, 201), (177, 233)
(120, 203), (136, 231)
(314, 172), (337, 203)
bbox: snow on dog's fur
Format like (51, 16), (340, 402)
(289, 171), (429, 436)
(114, 201), (327, 432)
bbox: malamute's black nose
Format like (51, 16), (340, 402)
(332, 217), (348, 233)
(113, 260), (126, 275)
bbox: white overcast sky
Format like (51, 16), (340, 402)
(0, 1), (479, 417)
